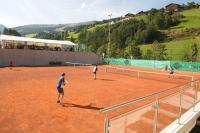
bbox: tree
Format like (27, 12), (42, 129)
(78, 9), (183, 57)
(70, 36), (75, 42)
(132, 46), (142, 59)
(96, 45), (106, 57)
(153, 12), (166, 29)
(151, 40), (167, 60)
(64, 32), (69, 40)
(187, 2), (195, 9)
(182, 51), (191, 62)
(124, 44), (142, 59)
(109, 43), (117, 57)
(191, 43), (199, 62)
(171, 13), (184, 26)
(143, 49), (153, 60)
(148, 8), (159, 16)
(124, 44), (133, 58)
(3, 28), (21, 36)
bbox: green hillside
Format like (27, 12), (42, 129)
(86, 15), (147, 32)
(14, 21), (96, 35)
(139, 8), (200, 61)
(22, 5), (200, 62)
(85, 8), (200, 33)
(24, 34), (37, 38)
(67, 32), (78, 38)
(140, 37), (200, 61)
(67, 32), (79, 42)
(172, 8), (200, 29)
(76, 7), (200, 61)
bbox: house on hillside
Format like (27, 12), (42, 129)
(165, 3), (181, 11)
(125, 13), (135, 18)
(137, 11), (146, 16)
(195, 3), (200, 8)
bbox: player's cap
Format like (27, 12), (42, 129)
(61, 73), (65, 76)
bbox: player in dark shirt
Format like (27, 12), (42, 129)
(56, 73), (68, 106)
(168, 68), (174, 78)
(10, 61), (13, 70)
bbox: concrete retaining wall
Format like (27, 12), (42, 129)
(0, 49), (101, 66)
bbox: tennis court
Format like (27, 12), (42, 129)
(0, 64), (199, 133)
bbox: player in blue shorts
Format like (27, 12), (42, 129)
(56, 73), (68, 106)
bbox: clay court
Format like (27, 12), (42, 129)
(0, 65), (199, 133)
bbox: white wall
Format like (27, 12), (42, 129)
(0, 49), (101, 66)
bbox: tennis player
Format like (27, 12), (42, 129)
(93, 65), (98, 80)
(168, 68), (174, 78)
(10, 60), (13, 70)
(56, 73), (68, 106)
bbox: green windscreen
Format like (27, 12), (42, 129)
(104, 58), (200, 72)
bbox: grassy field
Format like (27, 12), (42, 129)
(140, 37), (200, 61)
(68, 32), (79, 39)
(24, 34), (37, 38)
(66, 31), (79, 42)
(87, 15), (148, 32)
(140, 9), (200, 61)
(172, 8), (200, 29)
(87, 23), (108, 31)
(70, 8), (200, 62)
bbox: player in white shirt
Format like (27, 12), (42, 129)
(93, 65), (98, 80)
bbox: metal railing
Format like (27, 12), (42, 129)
(100, 79), (200, 133)
(105, 66), (194, 83)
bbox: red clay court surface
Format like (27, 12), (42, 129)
(0, 65), (199, 133)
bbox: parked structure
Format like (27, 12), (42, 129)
(0, 35), (77, 51)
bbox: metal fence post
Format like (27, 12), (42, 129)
(153, 96), (159, 133)
(193, 81), (198, 112)
(104, 115), (109, 133)
(178, 87), (183, 124)
(197, 81), (199, 101)
(190, 76), (194, 87)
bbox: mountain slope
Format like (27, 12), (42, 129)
(140, 37), (200, 61)
(172, 8), (200, 29)
(75, 8), (200, 61)
(139, 8), (200, 61)
(13, 21), (97, 35)
(0, 24), (6, 32)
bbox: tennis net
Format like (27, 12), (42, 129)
(105, 66), (194, 84)
(64, 61), (92, 66)
(64, 62), (94, 70)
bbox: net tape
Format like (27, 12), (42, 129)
(105, 66), (194, 83)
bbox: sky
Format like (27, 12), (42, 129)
(0, 0), (199, 28)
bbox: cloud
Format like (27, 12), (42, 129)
(81, 2), (86, 8)
(1, 0), (200, 27)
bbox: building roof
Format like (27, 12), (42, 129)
(125, 13), (135, 16)
(0, 35), (77, 46)
(137, 11), (146, 15)
(165, 3), (180, 8)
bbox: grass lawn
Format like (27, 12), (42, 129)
(140, 37), (200, 61)
(24, 34), (37, 38)
(172, 9), (200, 29)
(87, 23), (108, 32)
(87, 15), (148, 32)
(68, 31), (79, 39)
(138, 9), (200, 61)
